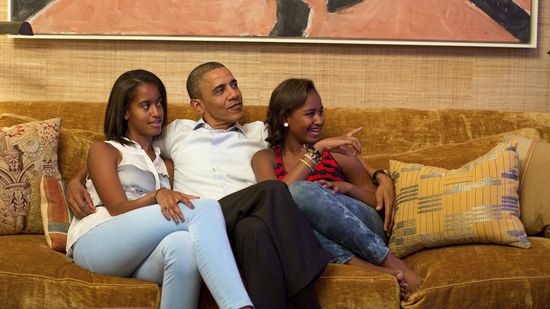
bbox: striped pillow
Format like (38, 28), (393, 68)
(40, 175), (72, 252)
(388, 142), (530, 258)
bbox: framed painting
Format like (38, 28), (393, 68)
(8, 0), (538, 48)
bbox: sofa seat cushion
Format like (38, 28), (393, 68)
(403, 237), (550, 308)
(1, 234), (403, 309)
(0, 234), (160, 308)
(316, 264), (401, 309)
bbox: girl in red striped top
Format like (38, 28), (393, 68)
(252, 78), (423, 299)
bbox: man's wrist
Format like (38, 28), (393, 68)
(372, 169), (392, 186)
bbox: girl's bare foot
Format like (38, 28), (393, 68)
(346, 257), (407, 284)
(379, 253), (424, 299)
(402, 268), (423, 295)
(346, 257), (412, 299)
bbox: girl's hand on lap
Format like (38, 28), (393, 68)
(317, 180), (353, 195)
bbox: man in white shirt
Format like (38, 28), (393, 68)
(69, 62), (332, 308)
(161, 62), (334, 307)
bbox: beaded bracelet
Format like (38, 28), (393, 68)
(299, 158), (314, 171)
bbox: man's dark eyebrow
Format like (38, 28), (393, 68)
(211, 84), (225, 94)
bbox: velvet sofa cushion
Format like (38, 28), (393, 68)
(0, 234), (161, 308)
(3, 102), (550, 158)
(315, 108), (550, 156)
(502, 134), (550, 237)
(316, 264), (401, 308)
(365, 127), (540, 171)
(403, 237), (550, 308)
(0, 235), (402, 309)
(57, 128), (103, 181)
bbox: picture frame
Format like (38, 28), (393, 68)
(8, 0), (538, 48)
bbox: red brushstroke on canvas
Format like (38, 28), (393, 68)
(30, 0), (277, 36)
(304, 0), (518, 42)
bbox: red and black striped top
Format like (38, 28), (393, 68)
(273, 146), (347, 182)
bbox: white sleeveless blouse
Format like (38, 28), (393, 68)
(66, 139), (170, 257)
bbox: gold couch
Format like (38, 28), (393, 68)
(1, 101), (549, 308)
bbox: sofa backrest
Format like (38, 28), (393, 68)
(2, 101), (549, 176)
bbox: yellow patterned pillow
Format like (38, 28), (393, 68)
(388, 142), (530, 258)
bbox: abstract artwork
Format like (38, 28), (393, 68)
(9, 0), (537, 47)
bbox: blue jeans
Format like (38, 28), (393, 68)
(289, 181), (389, 265)
(73, 199), (252, 309)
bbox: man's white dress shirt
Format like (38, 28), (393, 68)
(158, 118), (268, 200)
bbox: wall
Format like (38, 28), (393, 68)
(1, 0), (548, 112)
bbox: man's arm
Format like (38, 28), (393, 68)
(359, 159), (395, 234)
(66, 166), (95, 219)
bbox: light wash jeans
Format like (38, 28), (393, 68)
(73, 199), (252, 309)
(289, 181), (389, 265)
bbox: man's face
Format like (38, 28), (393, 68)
(193, 67), (244, 129)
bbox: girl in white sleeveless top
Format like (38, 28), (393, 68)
(66, 70), (252, 309)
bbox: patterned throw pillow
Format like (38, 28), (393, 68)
(388, 142), (530, 258)
(0, 118), (61, 234)
(40, 175), (72, 252)
(0, 112), (104, 181)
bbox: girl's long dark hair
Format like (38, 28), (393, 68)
(265, 78), (316, 147)
(104, 69), (168, 145)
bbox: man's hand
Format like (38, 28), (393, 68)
(155, 188), (199, 224)
(374, 174), (396, 235)
(67, 178), (95, 219)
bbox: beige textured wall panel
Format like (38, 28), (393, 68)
(1, 1), (548, 112)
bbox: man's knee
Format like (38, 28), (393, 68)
(256, 179), (288, 192)
(233, 217), (270, 244)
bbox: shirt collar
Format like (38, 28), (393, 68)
(193, 118), (246, 135)
(122, 137), (162, 157)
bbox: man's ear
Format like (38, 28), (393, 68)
(190, 99), (204, 117)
